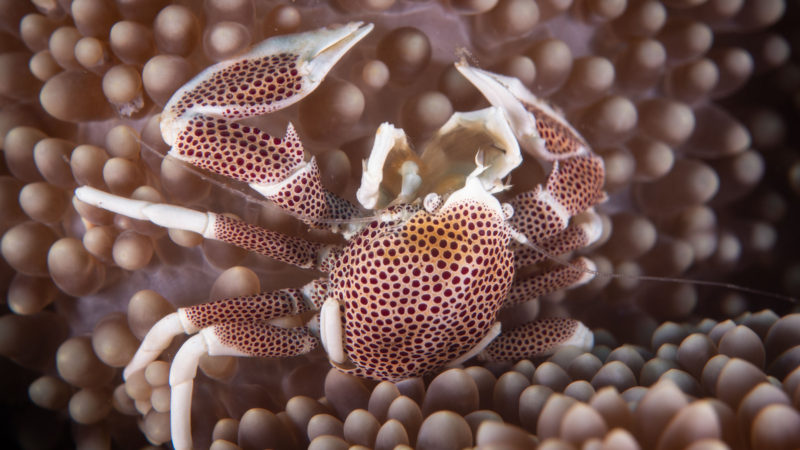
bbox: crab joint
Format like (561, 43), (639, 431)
(75, 186), (211, 236)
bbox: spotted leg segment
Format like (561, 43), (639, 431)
(480, 318), (594, 361)
(74, 186), (334, 269)
(123, 282), (326, 379)
(160, 22), (373, 231)
(513, 209), (603, 268)
(504, 257), (597, 307)
(170, 322), (317, 450)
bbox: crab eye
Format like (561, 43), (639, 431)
(423, 193), (441, 213)
(502, 202), (514, 220)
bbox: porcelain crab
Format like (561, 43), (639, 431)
(75, 22), (606, 449)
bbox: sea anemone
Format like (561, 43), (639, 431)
(1, 0), (799, 449)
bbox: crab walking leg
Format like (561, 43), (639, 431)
(513, 224), (593, 268)
(504, 257), (597, 307)
(160, 22), (374, 146)
(123, 282), (325, 378)
(513, 209), (603, 268)
(510, 155), (605, 244)
(170, 322), (317, 450)
(480, 318), (594, 362)
(75, 186), (330, 269)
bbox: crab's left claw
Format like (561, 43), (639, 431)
(456, 61), (590, 162)
(160, 22), (374, 146)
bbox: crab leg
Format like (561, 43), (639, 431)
(123, 282), (327, 379)
(171, 322), (317, 450)
(160, 23), (372, 231)
(74, 186), (332, 269)
(546, 155), (606, 216)
(480, 318), (594, 361)
(513, 209), (603, 268)
(124, 280), (329, 449)
(510, 154), (605, 244)
(504, 257), (596, 307)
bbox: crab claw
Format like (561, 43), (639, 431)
(156, 23), (372, 228)
(161, 21), (374, 146)
(456, 61), (590, 161)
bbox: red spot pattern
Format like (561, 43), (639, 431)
(513, 223), (592, 268)
(510, 189), (568, 244)
(264, 158), (326, 222)
(325, 192), (362, 225)
(214, 321), (317, 357)
(546, 155), (605, 216)
(168, 52), (302, 120)
(329, 201), (515, 381)
(483, 318), (582, 361)
(212, 214), (323, 269)
(183, 289), (310, 329)
(173, 116), (305, 185)
(504, 257), (590, 307)
(304, 279), (329, 309)
(263, 158), (359, 229)
(528, 104), (586, 157)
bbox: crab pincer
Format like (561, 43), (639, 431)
(161, 22), (373, 229)
(457, 61), (606, 296)
(160, 22), (374, 146)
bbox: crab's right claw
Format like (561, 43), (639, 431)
(160, 22), (374, 146)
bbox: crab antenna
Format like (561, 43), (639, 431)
(514, 232), (799, 304)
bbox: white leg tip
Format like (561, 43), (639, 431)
(124, 312), (186, 381)
(170, 380), (194, 450)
